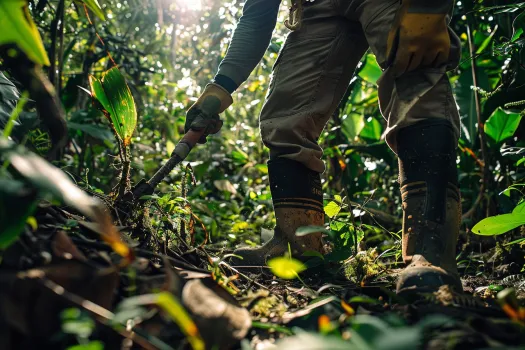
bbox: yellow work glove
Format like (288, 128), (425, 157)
(386, 0), (453, 75)
(185, 83), (233, 144)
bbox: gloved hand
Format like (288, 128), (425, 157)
(386, 0), (453, 75)
(185, 83), (233, 143)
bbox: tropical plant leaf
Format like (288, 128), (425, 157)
(75, 0), (106, 21)
(67, 341), (104, 350)
(358, 54), (382, 85)
(476, 26), (498, 55)
(89, 68), (137, 146)
(342, 113), (365, 141)
(360, 117), (383, 141)
(472, 213), (525, 236)
(3, 91), (29, 138)
(0, 178), (38, 249)
(324, 201), (342, 219)
(0, 138), (132, 261)
(0, 72), (21, 130)
(157, 292), (205, 350)
(511, 10), (525, 42)
(484, 108), (522, 144)
(0, 72), (19, 100)
(0, 0), (50, 66)
(118, 292), (205, 350)
(268, 257), (306, 279)
(68, 121), (115, 143)
(513, 201), (525, 214)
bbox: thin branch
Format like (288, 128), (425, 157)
(48, 0), (65, 87)
(57, 1), (66, 98)
(467, 23), (491, 218)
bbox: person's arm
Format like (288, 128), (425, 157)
(214, 0), (282, 93)
(184, 0), (281, 142)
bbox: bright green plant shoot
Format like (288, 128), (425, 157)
(76, 0), (106, 21)
(0, 0), (50, 66)
(268, 256), (307, 280)
(89, 67), (137, 147)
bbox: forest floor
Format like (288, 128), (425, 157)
(1, 203), (525, 350)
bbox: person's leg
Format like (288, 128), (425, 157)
(353, 0), (463, 293)
(233, 0), (369, 265)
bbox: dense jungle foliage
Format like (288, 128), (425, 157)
(0, 0), (525, 349)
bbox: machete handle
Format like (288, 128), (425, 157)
(146, 128), (206, 192)
(181, 128), (206, 148)
(172, 128), (206, 160)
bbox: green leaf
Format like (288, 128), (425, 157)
(268, 257), (306, 279)
(255, 164), (268, 174)
(68, 121), (115, 143)
(324, 201), (341, 219)
(61, 309), (96, 338)
(511, 11), (525, 42)
(484, 108), (522, 144)
(512, 28), (524, 42)
(67, 341), (104, 350)
(0, 72), (20, 128)
(348, 296), (381, 305)
(489, 284), (505, 292)
(296, 225), (332, 237)
(89, 68), (137, 146)
(76, 0), (106, 20)
(472, 214), (525, 236)
(0, 138), (131, 260)
(118, 292), (204, 350)
(3, 91), (28, 138)
(457, 69), (490, 144)
(342, 113), (365, 141)
(156, 292), (205, 350)
(0, 178), (38, 249)
(513, 201), (525, 214)
(476, 27), (498, 55)
(0, 0), (50, 66)
(358, 54), (382, 85)
(360, 117), (383, 141)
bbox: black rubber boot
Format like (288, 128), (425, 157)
(232, 158), (325, 266)
(396, 120), (463, 295)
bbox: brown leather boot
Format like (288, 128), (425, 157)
(232, 158), (325, 266)
(396, 120), (463, 295)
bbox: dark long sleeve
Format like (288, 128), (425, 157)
(215, 0), (281, 89)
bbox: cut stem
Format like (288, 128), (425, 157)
(117, 139), (131, 198)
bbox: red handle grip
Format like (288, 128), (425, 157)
(180, 128), (206, 148)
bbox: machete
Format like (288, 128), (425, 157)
(127, 128), (205, 202)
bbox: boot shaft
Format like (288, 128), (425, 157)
(232, 158), (325, 265)
(269, 158), (325, 253)
(400, 182), (460, 271)
(397, 120), (460, 271)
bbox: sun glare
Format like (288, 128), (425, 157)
(176, 0), (202, 11)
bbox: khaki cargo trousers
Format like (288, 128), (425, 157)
(260, 0), (461, 173)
